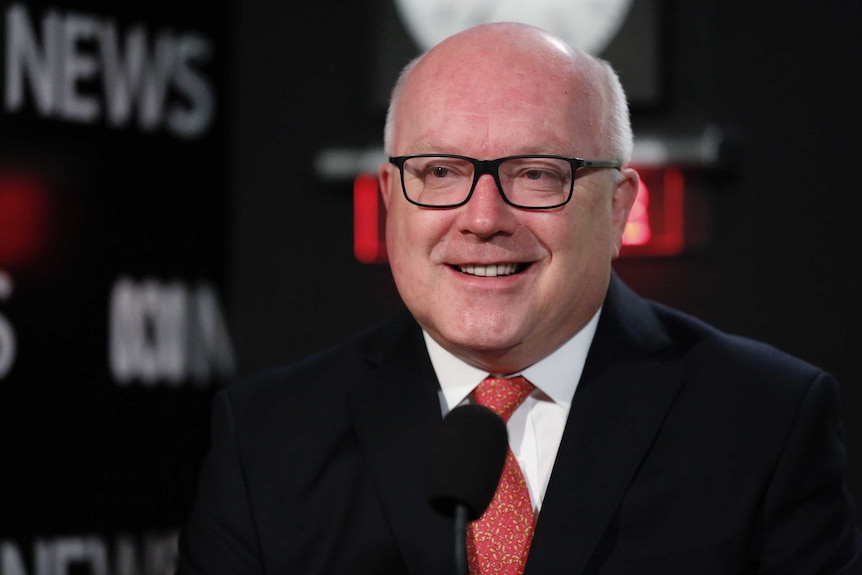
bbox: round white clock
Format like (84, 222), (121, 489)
(393, 0), (635, 56)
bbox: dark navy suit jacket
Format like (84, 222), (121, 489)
(176, 275), (862, 574)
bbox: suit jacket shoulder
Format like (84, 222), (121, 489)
(178, 310), (454, 575)
(526, 274), (862, 574)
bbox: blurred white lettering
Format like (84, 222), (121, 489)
(109, 276), (235, 386)
(0, 531), (178, 575)
(0, 270), (16, 380)
(4, 3), (215, 138)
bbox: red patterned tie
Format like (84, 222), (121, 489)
(467, 376), (537, 575)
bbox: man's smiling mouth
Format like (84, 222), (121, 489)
(453, 263), (530, 277)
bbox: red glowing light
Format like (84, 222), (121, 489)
(353, 174), (387, 263)
(620, 167), (686, 257)
(0, 174), (52, 268)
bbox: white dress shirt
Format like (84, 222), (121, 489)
(423, 308), (601, 512)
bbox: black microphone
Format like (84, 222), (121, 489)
(426, 404), (508, 575)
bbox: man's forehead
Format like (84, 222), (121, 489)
(395, 73), (599, 153)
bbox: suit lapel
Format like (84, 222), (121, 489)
(526, 275), (685, 574)
(347, 314), (454, 575)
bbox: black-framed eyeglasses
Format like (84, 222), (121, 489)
(388, 154), (621, 209)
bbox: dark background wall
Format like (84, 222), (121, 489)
(227, 0), (862, 516)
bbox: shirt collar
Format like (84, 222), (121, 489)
(424, 307), (602, 412)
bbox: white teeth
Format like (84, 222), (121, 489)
(458, 263), (519, 277)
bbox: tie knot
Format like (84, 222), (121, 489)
(474, 376), (535, 422)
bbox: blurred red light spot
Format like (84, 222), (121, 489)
(353, 174), (387, 264)
(0, 175), (52, 268)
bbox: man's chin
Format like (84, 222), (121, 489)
(433, 327), (527, 368)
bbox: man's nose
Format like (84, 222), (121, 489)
(457, 174), (518, 237)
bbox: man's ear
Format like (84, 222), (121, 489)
(611, 167), (640, 258)
(379, 164), (394, 209)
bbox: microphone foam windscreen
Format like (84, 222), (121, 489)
(425, 404), (508, 521)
